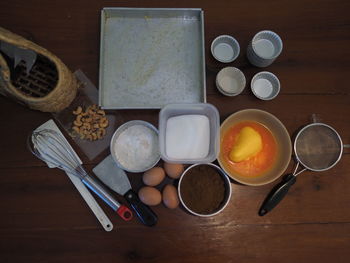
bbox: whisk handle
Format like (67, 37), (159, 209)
(82, 176), (133, 221)
(116, 205), (133, 221)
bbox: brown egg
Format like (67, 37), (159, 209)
(162, 184), (179, 209)
(164, 162), (184, 179)
(138, 186), (162, 206)
(143, 167), (165, 186)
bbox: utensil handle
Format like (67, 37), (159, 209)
(82, 176), (133, 221)
(116, 205), (133, 221)
(259, 174), (296, 216)
(67, 172), (114, 231)
(124, 189), (158, 226)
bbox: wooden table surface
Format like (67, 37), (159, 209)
(1, 0), (350, 262)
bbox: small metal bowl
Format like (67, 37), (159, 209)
(178, 163), (232, 217)
(110, 120), (160, 173)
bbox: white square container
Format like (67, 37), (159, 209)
(159, 103), (220, 164)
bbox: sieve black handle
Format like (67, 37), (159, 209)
(259, 174), (296, 216)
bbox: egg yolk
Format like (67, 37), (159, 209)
(229, 126), (263, 162)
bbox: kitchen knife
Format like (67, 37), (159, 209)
(93, 155), (158, 227)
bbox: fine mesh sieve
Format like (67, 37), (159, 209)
(295, 123), (343, 171)
(259, 122), (343, 216)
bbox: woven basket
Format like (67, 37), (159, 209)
(0, 27), (78, 112)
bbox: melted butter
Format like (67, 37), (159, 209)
(229, 126), (263, 162)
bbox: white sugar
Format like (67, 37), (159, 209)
(165, 115), (210, 159)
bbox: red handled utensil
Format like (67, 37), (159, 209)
(28, 129), (133, 221)
(93, 155), (158, 226)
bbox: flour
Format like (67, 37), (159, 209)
(113, 124), (159, 171)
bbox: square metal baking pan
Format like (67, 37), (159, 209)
(99, 8), (206, 109)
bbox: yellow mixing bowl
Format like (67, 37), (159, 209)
(218, 109), (292, 186)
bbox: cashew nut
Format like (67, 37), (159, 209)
(72, 104), (108, 141)
(73, 106), (82, 115)
(83, 122), (91, 129)
(97, 110), (106, 116)
(73, 126), (80, 133)
(73, 120), (82, 127)
(99, 118), (109, 128)
(97, 130), (103, 139)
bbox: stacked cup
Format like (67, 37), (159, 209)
(247, 30), (283, 68)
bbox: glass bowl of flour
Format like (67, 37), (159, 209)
(110, 120), (160, 173)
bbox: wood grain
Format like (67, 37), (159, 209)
(0, 0), (350, 262)
(1, 224), (349, 263)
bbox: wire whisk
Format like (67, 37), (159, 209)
(28, 128), (132, 221)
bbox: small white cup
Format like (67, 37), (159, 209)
(216, 67), (246, 96)
(251, 71), (280, 100)
(247, 30), (283, 67)
(211, 35), (240, 63)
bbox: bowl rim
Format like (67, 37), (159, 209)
(294, 122), (343, 172)
(178, 163), (232, 217)
(218, 109), (292, 186)
(252, 30), (283, 60)
(110, 120), (160, 173)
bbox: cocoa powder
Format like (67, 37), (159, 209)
(180, 165), (226, 214)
